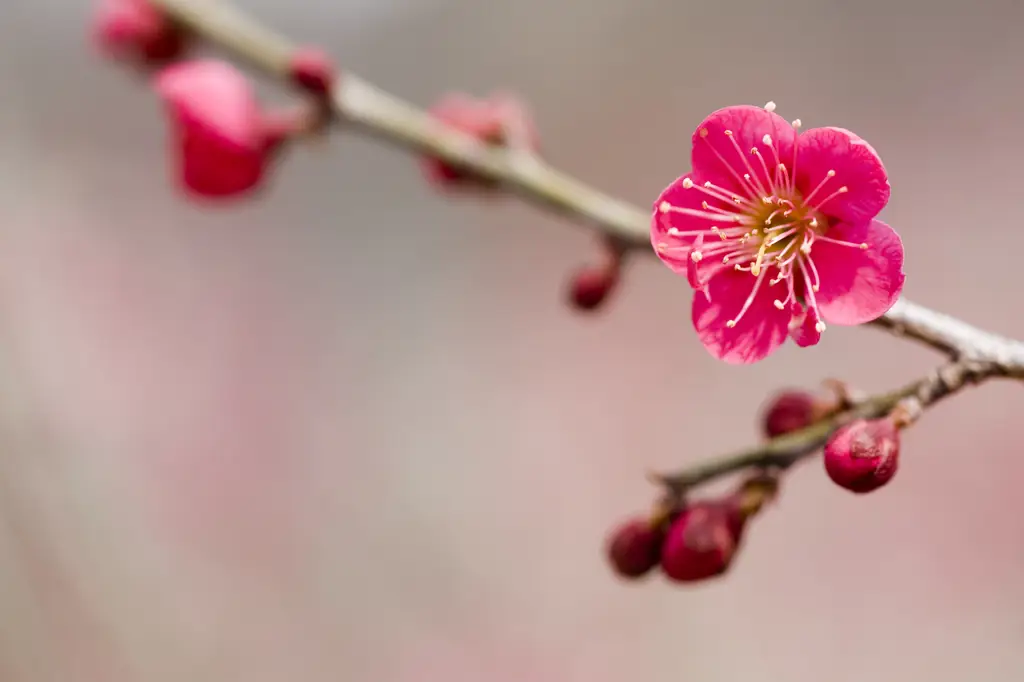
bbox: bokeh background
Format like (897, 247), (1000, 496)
(2, 0), (1024, 680)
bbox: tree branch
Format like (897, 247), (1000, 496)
(151, 0), (1024, 366)
(652, 358), (1010, 495)
(139, 0), (1024, 495)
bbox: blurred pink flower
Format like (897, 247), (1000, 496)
(651, 104), (905, 364)
(154, 60), (292, 199)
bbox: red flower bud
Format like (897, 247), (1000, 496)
(568, 265), (619, 312)
(155, 60), (299, 200)
(423, 93), (538, 188)
(660, 501), (745, 583)
(93, 0), (187, 65)
(606, 518), (663, 579)
(824, 417), (900, 493)
(289, 48), (337, 98)
(762, 389), (819, 438)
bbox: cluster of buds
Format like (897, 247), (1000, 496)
(762, 384), (917, 495)
(93, 0), (622, 315)
(93, 0), (337, 200)
(607, 382), (920, 585)
(606, 473), (778, 584)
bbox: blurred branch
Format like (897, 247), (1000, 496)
(149, 0), (1024, 367)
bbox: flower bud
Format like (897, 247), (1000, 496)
(606, 517), (664, 579)
(824, 417), (900, 493)
(568, 265), (619, 311)
(423, 92), (538, 188)
(288, 48), (337, 97)
(660, 501), (745, 583)
(155, 60), (296, 200)
(93, 0), (187, 65)
(761, 389), (819, 437)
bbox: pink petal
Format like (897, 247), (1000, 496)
(690, 105), (798, 198)
(788, 302), (823, 348)
(650, 173), (721, 276)
(155, 60), (263, 152)
(812, 219), (905, 325)
(691, 269), (791, 364)
(685, 233), (715, 299)
(794, 127), (889, 224)
(176, 126), (268, 197)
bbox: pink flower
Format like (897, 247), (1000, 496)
(651, 103), (905, 364)
(154, 60), (296, 200)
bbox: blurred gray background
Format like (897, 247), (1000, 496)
(2, 0), (1024, 680)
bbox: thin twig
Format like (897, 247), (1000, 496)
(653, 358), (1008, 494)
(140, 0), (1024, 494)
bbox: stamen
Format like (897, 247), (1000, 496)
(816, 234), (869, 249)
(725, 268), (769, 328)
(807, 186), (848, 212)
(797, 255), (823, 331)
(766, 227), (799, 246)
(698, 135), (759, 202)
(702, 180), (753, 208)
(724, 130), (770, 198)
(803, 170), (836, 204)
(751, 146), (778, 196)
(804, 252), (821, 292)
(659, 202), (746, 224)
(789, 119), (802, 188)
(752, 237), (771, 276)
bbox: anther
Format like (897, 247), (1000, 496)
(815, 321), (827, 333)
(668, 228), (681, 236)
(724, 130), (733, 137)
(691, 251), (703, 262)
(659, 201), (671, 213)
(765, 101), (776, 112)
(809, 218), (818, 228)
(791, 119), (802, 129)
(726, 320), (737, 328)
(827, 170), (836, 178)
(762, 134), (773, 145)
(682, 178), (694, 189)
(774, 300), (785, 310)
(838, 186), (848, 193)
(699, 128), (709, 138)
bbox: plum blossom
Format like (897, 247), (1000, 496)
(651, 103), (905, 364)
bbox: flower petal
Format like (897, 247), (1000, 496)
(155, 60), (263, 151)
(794, 127), (890, 224)
(650, 173), (732, 276)
(691, 268), (791, 364)
(813, 219), (905, 325)
(788, 302), (823, 348)
(690, 105), (798, 199)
